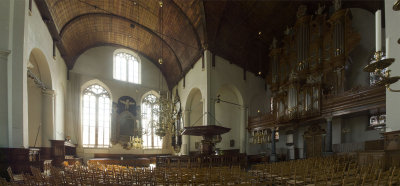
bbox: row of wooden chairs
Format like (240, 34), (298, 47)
(250, 156), (400, 185)
(3, 155), (400, 185)
(156, 155), (247, 168)
(3, 164), (260, 185)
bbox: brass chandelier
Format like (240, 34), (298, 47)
(152, 94), (178, 138)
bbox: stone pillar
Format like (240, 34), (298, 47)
(326, 117), (333, 153)
(270, 128), (277, 162)
(239, 107), (247, 153)
(42, 89), (55, 147)
(0, 50), (10, 147)
(182, 109), (191, 155)
(203, 50), (215, 126)
(8, 0), (29, 148)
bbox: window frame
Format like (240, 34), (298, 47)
(113, 49), (142, 84)
(141, 91), (163, 149)
(81, 83), (112, 149)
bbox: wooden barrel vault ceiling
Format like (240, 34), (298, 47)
(35, 0), (383, 88)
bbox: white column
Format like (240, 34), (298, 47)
(375, 10), (382, 52)
(203, 50), (215, 126)
(9, 0), (28, 148)
(239, 107), (247, 153)
(42, 89), (55, 147)
(182, 109), (191, 155)
(385, 0), (400, 132)
(0, 50), (10, 147)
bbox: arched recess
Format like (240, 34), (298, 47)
(27, 48), (54, 148)
(214, 84), (244, 151)
(184, 88), (203, 153)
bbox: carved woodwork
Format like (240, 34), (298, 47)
(88, 158), (151, 167)
(321, 86), (385, 117)
(50, 140), (81, 167)
(304, 124), (326, 158)
(264, 6), (360, 129)
(182, 125), (230, 155)
(249, 82), (385, 131)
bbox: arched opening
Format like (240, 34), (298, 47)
(27, 48), (53, 148)
(215, 84), (244, 151)
(185, 88), (203, 153)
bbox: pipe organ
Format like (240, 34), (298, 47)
(267, 6), (360, 124)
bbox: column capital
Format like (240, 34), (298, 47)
(0, 50), (11, 61)
(326, 116), (333, 122)
(42, 89), (56, 97)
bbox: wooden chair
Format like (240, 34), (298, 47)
(6, 167), (23, 184)
(30, 166), (48, 185)
(0, 177), (10, 186)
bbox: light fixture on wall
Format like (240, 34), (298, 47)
(158, 0), (164, 65)
(363, 10), (400, 92)
(341, 128), (351, 134)
(27, 69), (48, 90)
(393, 0), (400, 11)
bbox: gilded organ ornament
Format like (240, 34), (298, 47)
(267, 5), (359, 124)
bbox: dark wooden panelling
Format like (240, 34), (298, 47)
(0, 148), (30, 174)
(94, 153), (170, 159)
(39, 147), (52, 160)
(248, 86), (385, 130)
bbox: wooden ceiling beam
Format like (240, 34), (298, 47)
(59, 12), (183, 74)
(199, 0), (208, 49)
(60, 14), (181, 66)
(169, 0), (202, 50)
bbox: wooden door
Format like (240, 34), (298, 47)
(304, 124), (325, 158)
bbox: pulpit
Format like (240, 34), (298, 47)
(182, 125), (230, 155)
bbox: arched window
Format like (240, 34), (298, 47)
(113, 50), (141, 84)
(82, 84), (111, 148)
(141, 93), (162, 149)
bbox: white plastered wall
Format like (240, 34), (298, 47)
(66, 46), (170, 161)
(0, 0), (67, 148)
(385, 0), (400, 132)
(173, 52), (268, 154)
